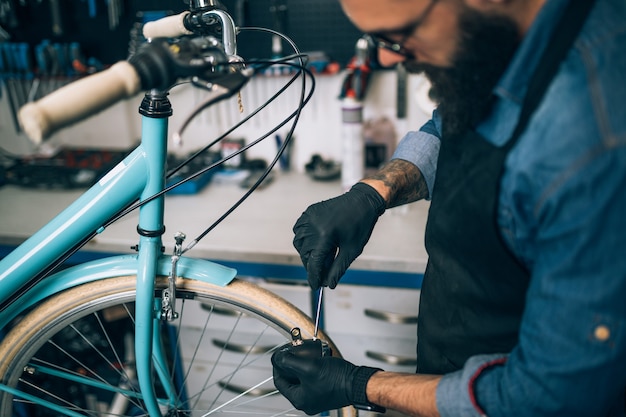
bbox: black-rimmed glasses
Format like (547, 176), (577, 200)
(367, 0), (438, 60)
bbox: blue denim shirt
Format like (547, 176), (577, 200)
(392, 0), (626, 415)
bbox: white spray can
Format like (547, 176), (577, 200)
(341, 96), (364, 191)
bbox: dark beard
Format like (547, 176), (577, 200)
(405, 8), (520, 137)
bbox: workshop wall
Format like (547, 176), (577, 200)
(0, 70), (436, 173)
(3, 0), (363, 67)
(0, 1), (436, 173)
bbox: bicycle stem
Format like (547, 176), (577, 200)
(183, 8), (238, 56)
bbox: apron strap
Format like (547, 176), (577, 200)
(507, 0), (597, 149)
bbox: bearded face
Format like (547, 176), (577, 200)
(404, 7), (520, 137)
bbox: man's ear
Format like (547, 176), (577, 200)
(464, 0), (510, 12)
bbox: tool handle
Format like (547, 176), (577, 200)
(142, 11), (193, 39)
(1, 43), (15, 75)
(18, 61), (141, 143)
(50, 0), (64, 36)
(87, 0), (97, 18)
(18, 43), (34, 76)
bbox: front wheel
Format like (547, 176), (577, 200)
(0, 275), (354, 417)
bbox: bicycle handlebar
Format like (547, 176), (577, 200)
(143, 11), (194, 39)
(18, 35), (250, 143)
(19, 61), (142, 143)
(18, 5), (245, 143)
(143, 9), (238, 56)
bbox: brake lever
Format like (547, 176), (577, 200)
(129, 37), (250, 93)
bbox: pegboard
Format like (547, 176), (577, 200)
(222, 0), (364, 66)
(4, 0), (176, 65)
(3, 0), (363, 68)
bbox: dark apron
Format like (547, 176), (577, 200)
(417, 0), (596, 375)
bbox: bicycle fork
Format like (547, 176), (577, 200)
(134, 90), (182, 416)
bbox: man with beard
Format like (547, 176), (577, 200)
(272, 0), (626, 416)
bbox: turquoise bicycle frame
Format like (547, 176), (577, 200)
(0, 91), (237, 416)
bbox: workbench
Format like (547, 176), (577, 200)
(0, 172), (428, 288)
(0, 171), (429, 374)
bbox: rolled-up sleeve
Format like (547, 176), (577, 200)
(436, 354), (508, 417)
(391, 113), (441, 199)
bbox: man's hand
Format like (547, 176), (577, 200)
(271, 348), (382, 415)
(293, 182), (386, 290)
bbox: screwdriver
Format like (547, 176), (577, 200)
(313, 287), (323, 340)
(313, 249), (337, 340)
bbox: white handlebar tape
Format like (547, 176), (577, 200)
(18, 61), (142, 143)
(142, 11), (193, 40)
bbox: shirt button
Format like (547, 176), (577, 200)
(594, 325), (611, 341)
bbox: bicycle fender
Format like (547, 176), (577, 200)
(0, 254), (237, 328)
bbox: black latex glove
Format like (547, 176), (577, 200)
(271, 348), (382, 415)
(293, 182), (386, 290)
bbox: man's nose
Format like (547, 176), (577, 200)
(377, 48), (407, 68)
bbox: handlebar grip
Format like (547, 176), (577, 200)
(18, 61), (141, 143)
(142, 11), (193, 40)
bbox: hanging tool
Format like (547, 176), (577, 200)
(107, 0), (122, 30)
(15, 42), (34, 103)
(1, 42), (21, 132)
(34, 41), (50, 95)
(0, 0), (19, 29)
(53, 43), (70, 77)
(70, 42), (89, 75)
(269, 0), (288, 56)
(396, 62), (408, 119)
(0, 40), (4, 100)
(234, 0), (248, 28)
(0, 24), (10, 41)
(35, 40), (66, 94)
(85, 0), (96, 18)
(50, 0), (64, 36)
(339, 36), (372, 100)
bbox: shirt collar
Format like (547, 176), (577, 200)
(493, 0), (571, 104)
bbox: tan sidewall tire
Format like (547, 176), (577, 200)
(0, 275), (356, 417)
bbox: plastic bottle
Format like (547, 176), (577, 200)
(340, 96), (364, 191)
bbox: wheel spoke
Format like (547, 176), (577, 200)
(0, 277), (345, 417)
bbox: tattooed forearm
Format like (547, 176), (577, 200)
(364, 159), (429, 208)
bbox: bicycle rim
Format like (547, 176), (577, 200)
(0, 276), (354, 417)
